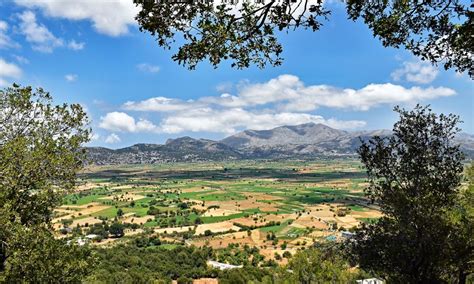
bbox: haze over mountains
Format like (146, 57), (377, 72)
(87, 123), (474, 164)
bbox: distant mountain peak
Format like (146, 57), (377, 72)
(86, 123), (474, 165)
(221, 122), (347, 148)
(165, 136), (197, 145)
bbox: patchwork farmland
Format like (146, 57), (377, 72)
(54, 159), (381, 264)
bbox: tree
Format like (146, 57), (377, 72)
(350, 105), (468, 282)
(285, 247), (358, 283)
(134, 0), (472, 76)
(194, 217), (203, 225)
(446, 163), (474, 283)
(178, 202), (189, 209)
(0, 84), (92, 282)
(88, 223), (109, 240)
(109, 222), (125, 238)
(346, 0), (473, 77)
(117, 208), (124, 217)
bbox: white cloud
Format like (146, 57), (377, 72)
(18, 11), (63, 53)
(12, 55), (29, 64)
(125, 74), (455, 113)
(124, 97), (197, 112)
(160, 108), (366, 134)
(100, 74), (458, 135)
(99, 112), (159, 133)
(68, 40), (85, 50)
(279, 83), (455, 111)
(232, 74), (303, 107)
(233, 75), (454, 111)
(105, 133), (121, 144)
(100, 108), (365, 135)
(137, 63), (160, 73)
(0, 20), (20, 49)
(15, 0), (139, 36)
(216, 82), (233, 93)
(391, 60), (439, 84)
(0, 58), (22, 87)
(90, 133), (100, 141)
(65, 74), (78, 82)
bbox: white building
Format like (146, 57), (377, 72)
(207, 260), (243, 270)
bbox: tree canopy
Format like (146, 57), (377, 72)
(350, 105), (471, 282)
(0, 84), (92, 282)
(135, 0), (473, 77)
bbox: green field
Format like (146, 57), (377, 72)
(56, 159), (378, 254)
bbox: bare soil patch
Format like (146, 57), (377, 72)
(123, 215), (154, 225)
(100, 193), (145, 202)
(202, 208), (241, 217)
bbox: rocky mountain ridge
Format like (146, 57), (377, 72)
(87, 123), (474, 164)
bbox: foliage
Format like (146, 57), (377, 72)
(445, 163), (474, 283)
(347, 0), (473, 77)
(135, 0), (472, 76)
(117, 208), (124, 217)
(0, 226), (92, 283)
(109, 222), (125, 238)
(283, 247), (360, 283)
(134, 235), (162, 247)
(0, 84), (92, 282)
(218, 266), (273, 284)
(86, 241), (364, 283)
(135, 0), (329, 69)
(350, 105), (468, 282)
(88, 223), (110, 240)
(214, 244), (263, 266)
(86, 245), (215, 283)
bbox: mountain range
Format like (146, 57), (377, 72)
(87, 123), (474, 165)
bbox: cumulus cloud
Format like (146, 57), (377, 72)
(99, 112), (159, 133)
(65, 74), (78, 82)
(100, 108), (365, 135)
(279, 83), (455, 111)
(160, 108), (366, 134)
(137, 63), (160, 73)
(115, 74), (457, 134)
(0, 20), (20, 49)
(18, 11), (63, 53)
(125, 74), (455, 113)
(124, 97), (197, 112)
(0, 58), (22, 86)
(391, 60), (439, 84)
(105, 133), (121, 144)
(14, 0), (139, 36)
(233, 74), (454, 111)
(68, 40), (85, 50)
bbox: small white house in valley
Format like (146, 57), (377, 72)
(207, 260), (243, 270)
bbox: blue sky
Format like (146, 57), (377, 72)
(0, 1), (472, 148)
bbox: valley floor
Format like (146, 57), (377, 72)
(55, 159), (381, 266)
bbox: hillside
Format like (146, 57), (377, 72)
(87, 123), (474, 164)
(220, 123), (394, 158)
(87, 137), (242, 165)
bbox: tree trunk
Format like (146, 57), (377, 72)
(458, 269), (467, 284)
